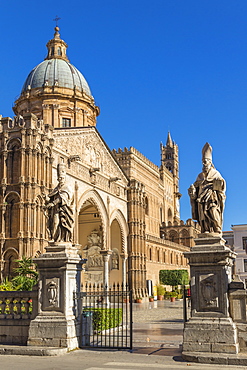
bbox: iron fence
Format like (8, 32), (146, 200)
(74, 283), (132, 350)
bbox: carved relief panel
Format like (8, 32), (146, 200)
(43, 277), (60, 310)
(54, 129), (124, 180)
(83, 229), (103, 284)
(198, 272), (219, 311)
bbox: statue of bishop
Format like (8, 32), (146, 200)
(188, 143), (226, 234)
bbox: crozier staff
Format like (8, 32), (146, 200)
(188, 143), (226, 234)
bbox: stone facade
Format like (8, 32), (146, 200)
(231, 224), (247, 286)
(0, 27), (197, 297)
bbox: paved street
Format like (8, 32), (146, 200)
(0, 299), (246, 369)
(132, 299), (185, 350)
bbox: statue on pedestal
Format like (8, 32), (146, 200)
(44, 164), (74, 242)
(188, 143), (226, 234)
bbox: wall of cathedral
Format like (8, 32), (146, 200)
(52, 126), (129, 285)
(113, 147), (176, 237)
(0, 113), (53, 278)
(146, 236), (189, 284)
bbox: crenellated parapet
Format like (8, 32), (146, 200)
(160, 218), (200, 247)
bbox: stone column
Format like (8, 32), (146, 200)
(182, 235), (239, 356)
(100, 250), (112, 287)
(28, 242), (85, 350)
(120, 253), (128, 288)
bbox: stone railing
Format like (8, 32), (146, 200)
(0, 286), (38, 344)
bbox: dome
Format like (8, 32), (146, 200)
(21, 59), (92, 96)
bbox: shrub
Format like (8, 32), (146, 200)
(83, 307), (123, 332)
(12, 256), (38, 291)
(156, 284), (165, 296)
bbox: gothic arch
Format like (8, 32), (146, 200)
(4, 192), (20, 238)
(109, 209), (128, 254)
(2, 247), (19, 279)
(180, 228), (190, 247)
(7, 138), (21, 184)
(145, 196), (149, 215)
(168, 208), (173, 222)
(78, 190), (108, 249)
(168, 229), (179, 244)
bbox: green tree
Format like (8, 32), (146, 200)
(159, 269), (189, 289)
(12, 256), (38, 291)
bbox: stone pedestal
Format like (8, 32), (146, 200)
(183, 235), (239, 355)
(28, 242), (85, 350)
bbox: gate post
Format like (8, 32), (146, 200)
(28, 242), (85, 350)
(182, 236), (238, 355)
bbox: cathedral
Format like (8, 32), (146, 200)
(0, 27), (199, 298)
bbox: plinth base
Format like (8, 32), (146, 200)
(183, 316), (239, 354)
(28, 242), (84, 350)
(28, 316), (80, 350)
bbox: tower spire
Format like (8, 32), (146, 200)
(166, 131), (173, 147)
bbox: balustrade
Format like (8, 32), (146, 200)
(0, 288), (38, 320)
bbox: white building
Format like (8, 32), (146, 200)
(231, 224), (247, 286)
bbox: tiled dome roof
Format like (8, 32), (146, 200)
(22, 59), (91, 96)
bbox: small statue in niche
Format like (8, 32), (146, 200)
(44, 164), (74, 242)
(86, 229), (102, 248)
(111, 249), (119, 270)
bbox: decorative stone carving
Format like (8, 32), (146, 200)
(86, 229), (102, 248)
(111, 248), (119, 270)
(47, 280), (58, 306)
(44, 163), (74, 242)
(43, 277), (60, 310)
(87, 246), (103, 268)
(188, 143), (226, 235)
(53, 129), (123, 180)
(84, 229), (103, 270)
(200, 273), (218, 308)
(14, 115), (25, 127)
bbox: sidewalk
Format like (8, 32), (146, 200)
(0, 299), (246, 368)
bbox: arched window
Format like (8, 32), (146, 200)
(145, 197), (149, 215)
(5, 193), (20, 238)
(3, 250), (18, 279)
(57, 47), (62, 55)
(157, 249), (160, 262)
(164, 251), (166, 263)
(180, 229), (190, 247)
(7, 140), (21, 184)
(169, 230), (179, 244)
(170, 252), (173, 264)
(167, 208), (172, 222)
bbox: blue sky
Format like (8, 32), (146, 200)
(1, 1), (247, 230)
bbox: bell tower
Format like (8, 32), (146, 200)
(161, 132), (180, 221)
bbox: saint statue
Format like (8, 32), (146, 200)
(44, 164), (74, 242)
(188, 143), (226, 234)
